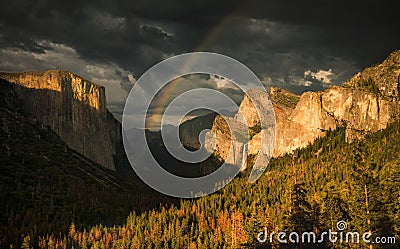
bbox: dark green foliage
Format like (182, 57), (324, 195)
(285, 183), (313, 234)
(249, 122), (262, 139)
(359, 77), (381, 95)
(271, 88), (300, 109)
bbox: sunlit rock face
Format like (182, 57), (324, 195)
(273, 86), (399, 155)
(204, 51), (400, 166)
(0, 70), (121, 170)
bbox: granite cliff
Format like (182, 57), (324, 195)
(205, 50), (400, 166)
(0, 70), (121, 170)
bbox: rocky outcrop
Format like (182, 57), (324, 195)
(0, 70), (121, 170)
(206, 50), (400, 164)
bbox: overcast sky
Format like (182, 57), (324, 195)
(0, 0), (399, 120)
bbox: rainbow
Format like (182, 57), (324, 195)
(146, 7), (243, 129)
(146, 77), (183, 129)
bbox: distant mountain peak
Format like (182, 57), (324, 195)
(343, 50), (400, 97)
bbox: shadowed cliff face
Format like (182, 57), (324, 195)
(205, 50), (400, 166)
(0, 70), (121, 170)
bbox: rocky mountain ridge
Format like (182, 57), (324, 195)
(206, 50), (400, 166)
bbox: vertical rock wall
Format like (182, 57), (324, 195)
(0, 70), (120, 170)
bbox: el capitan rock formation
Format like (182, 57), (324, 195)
(0, 70), (121, 170)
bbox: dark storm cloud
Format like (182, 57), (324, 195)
(0, 0), (190, 75)
(0, 0), (398, 101)
(115, 68), (135, 92)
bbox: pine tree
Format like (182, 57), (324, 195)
(349, 141), (379, 249)
(286, 182), (314, 247)
(226, 210), (247, 248)
(21, 235), (32, 249)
